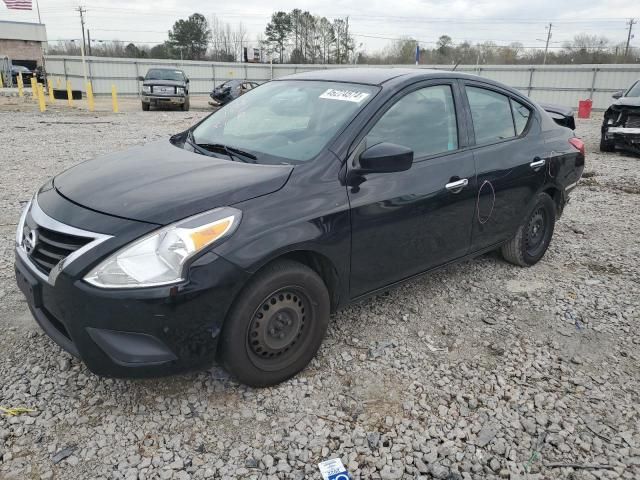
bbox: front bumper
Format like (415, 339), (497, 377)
(14, 192), (249, 377)
(604, 128), (640, 154)
(142, 95), (186, 106)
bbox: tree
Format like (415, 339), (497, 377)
(168, 13), (211, 60)
(149, 42), (172, 59)
(265, 11), (291, 63)
(316, 17), (334, 64)
(437, 35), (453, 55)
(125, 43), (146, 58)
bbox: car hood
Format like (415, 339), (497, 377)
(53, 140), (293, 225)
(143, 79), (185, 87)
(611, 97), (640, 108)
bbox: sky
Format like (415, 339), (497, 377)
(1, 0), (638, 54)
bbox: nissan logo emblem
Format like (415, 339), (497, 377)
(24, 229), (38, 254)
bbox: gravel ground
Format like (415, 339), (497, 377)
(0, 106), (639, 480)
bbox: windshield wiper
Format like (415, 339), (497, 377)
(185, 131), (257, 163)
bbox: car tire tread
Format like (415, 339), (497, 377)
(501, 192), (556, 267)
(218, 259), (330, 387)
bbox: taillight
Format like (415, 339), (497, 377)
(569, 137), (585, 157)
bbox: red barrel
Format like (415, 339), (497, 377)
(578, 99), (593, 119)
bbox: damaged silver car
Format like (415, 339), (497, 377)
(601, 80), (640, 154)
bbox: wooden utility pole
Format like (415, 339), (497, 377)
(625, 19), (637, 58)
(543, 23), (552, 65)
(77, 6), (89, 87)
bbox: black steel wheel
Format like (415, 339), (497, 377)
(501, 192), (556, 267)
(219, 260), (330, 387)
(524, 206), (550, 258)
(246, 288), (313, 371)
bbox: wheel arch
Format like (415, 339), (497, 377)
(247, 249), (343, 312)
(540, 184), (565, 218)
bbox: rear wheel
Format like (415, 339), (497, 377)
(141, 102), (150, 111)
(501, 193), (556, 267)
(599, 135), (615, 152)
(219, 260), (330, 387)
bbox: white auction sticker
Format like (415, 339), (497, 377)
(319, 88), (370, 103)
(318, 458), (349, 480)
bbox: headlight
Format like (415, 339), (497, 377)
(176, 87), (185, 95)
(84, 207), (241, 289)
(16, 197), (33, 246)
(142, 85), (151, 93)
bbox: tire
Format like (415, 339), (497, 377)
(141, 102), (150, 111)
(182, 98), (190, 111)
(219, 260), (330, 387)
(501, 193), (556, 267)
(599, 135), (615, 152)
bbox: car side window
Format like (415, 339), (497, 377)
(466, 86), (516, 144)
(365, 85), (458, 159)
(511, 98), (531, 135)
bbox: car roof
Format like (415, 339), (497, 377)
(278, 67), (483, 86)
(148, 67), (184, 72)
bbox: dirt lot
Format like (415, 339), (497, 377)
(0, 98), (639, 480)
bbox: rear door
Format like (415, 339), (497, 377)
(461, 82), (548, 251)
(348, 81), (477, 297)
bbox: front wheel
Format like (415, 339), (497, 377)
(181, 98), (190, 111)
(219, 260), (330, 387)
(141, 102), (150, 111)
(501, 193), (556, 267)
(599, 135), (615, 152)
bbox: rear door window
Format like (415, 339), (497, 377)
(466, 86), (516, 144)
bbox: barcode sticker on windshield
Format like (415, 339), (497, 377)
(319, 88), (370, 103)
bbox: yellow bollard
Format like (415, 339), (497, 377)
(30, 77), (38, 102)
(56, 78), (62, 89)
(66, 80), (73, 107)
(37, 83), (46, 113)
(86, 82), (95, 112)
(111, 84), (119, 113)
(17, 73), (24, 97)
(48, 80), (55, 103)
(0, 73), (3, 89)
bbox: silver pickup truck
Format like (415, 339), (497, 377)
(138, 68), (190, 111)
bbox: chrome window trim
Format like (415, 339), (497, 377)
(16, 195), (113, 286)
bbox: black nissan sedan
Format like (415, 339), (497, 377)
(15, 68), (585, 386)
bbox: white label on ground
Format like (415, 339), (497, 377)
(318, 458), (349, 480)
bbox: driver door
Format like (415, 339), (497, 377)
(348, 81), (477, 297)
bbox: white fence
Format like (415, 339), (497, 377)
(43, 55), (640, 110)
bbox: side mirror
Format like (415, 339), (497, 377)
(612, 90), (624, 99)
(355, 143), (413, 175)
(137, 76), (145, 82)
(185, 78), (190, 83)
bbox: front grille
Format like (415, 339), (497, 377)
(23, 217), (92, 275)
(151, 86), (175, 95)
(625, 115), (640, 128)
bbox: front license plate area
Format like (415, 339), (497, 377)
(16, 264), (42, 308)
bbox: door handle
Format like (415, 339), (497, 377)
(530, 158), (546, 169)
(445, 178), (468, 192)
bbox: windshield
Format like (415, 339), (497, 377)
(192, 80), (377, 163)
(220, 80), (241, 88)
(146, 69), (184, 81)
(626, 81), (640, 97)
(13, 66), (30, 72)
